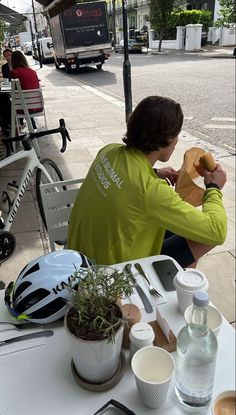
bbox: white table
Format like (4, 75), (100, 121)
(0, 83), (11, 93)
(0, 255), (235, 415)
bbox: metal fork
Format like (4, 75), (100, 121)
(134, 263), (163, 298)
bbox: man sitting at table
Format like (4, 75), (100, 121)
(1, 48), (12, 80)
(67, 95), (227, 268)
(0, 49), (12, 139)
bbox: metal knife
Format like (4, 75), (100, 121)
(0, 330), (54, 347)
(124, 264), (153, 314)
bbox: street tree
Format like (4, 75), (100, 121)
(150, 0), (185, 51)
(0, 20), (6, 55)
(215, 0), (236, 26)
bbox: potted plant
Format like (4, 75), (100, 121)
(65, 265), (133, 384)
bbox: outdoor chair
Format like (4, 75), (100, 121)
(11, 79), (47, 138)
(39, 177), (84, 251)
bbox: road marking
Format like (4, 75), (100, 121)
(205, 124), (235, 130)
(184, 116), (193, 120)
(211, 117), (235, 122)
(82, 85), (125, 109)
(223, 143), (236, 151)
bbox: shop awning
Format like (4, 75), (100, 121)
(35, 0), (76, 18)
(0, 3), (27, 25)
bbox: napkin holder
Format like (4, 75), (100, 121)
(149, 307), (177, 352)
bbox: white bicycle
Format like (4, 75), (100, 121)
(0, 119), (71, 263)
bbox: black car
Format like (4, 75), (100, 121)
(115, 39), (142, 54)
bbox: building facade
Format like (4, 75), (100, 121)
(107, 0), (219, 42)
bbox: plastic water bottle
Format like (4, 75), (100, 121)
(175, 291), (218, 413)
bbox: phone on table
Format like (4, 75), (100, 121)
(152, 259), (179, 291)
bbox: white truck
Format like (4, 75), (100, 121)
(48, 1), (111, 72)
(18, 32), (31, 48)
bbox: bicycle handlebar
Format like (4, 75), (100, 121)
(3, 119), (71, 153)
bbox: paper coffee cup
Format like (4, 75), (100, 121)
(185, 304), (222, 337)
(131, 346), (175, 408)
(174, 268), (209, 314)
(212, 390), (236, 415)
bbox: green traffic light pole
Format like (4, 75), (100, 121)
(122, 0), (132, 124)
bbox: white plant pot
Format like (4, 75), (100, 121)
(65, 313), (124, 384)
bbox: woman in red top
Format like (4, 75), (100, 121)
(10, 51), (42, 128)
(10, 51), (40, 90)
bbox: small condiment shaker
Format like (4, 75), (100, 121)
(121, 304), (141, 349)
(129, 322), (155, 359)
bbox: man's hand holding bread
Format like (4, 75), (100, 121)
(195, 152), (227, 190)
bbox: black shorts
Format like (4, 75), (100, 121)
(160, 231), (195, 268)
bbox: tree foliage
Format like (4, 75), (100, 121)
(0, 21), (6, 55)
(215, 0), (236, 27)
(150, 0), (185, 51)
(170, 10), (213, 30)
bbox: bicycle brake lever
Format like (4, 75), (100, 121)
(59, 119), (71, 153)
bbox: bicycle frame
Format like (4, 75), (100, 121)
(0, 147), (56, 231)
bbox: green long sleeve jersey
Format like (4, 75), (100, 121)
(67, 144), (227, 265)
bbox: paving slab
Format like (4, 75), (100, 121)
(1, 231), (45, 287)
(198, 251), (235, 322)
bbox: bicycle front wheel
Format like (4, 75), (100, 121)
(0, 231), (16, 264)
(36, 158), (64, 229)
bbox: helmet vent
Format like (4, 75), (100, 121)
(14, 281), (32, 299)
(20, 263), (40, 279)
(15, 288), (50, 313)
(28, 297), (67, 319)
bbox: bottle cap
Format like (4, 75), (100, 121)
(193, 291), (209, 307)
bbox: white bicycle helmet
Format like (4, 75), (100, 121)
(5, 250), (92, 324)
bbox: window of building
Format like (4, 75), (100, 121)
(130, 16), (136, 28)
(200, 2), (208, 10)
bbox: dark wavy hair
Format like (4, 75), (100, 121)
(123, 96), (184, 152)
(3, 48), (12, 56)
(11, 51), (29, 69)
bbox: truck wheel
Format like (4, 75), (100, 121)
(65, 63), (72, 73)
(96, 64), (103, 70)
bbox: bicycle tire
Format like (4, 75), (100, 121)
(0, 231), (16, 264)
(0, 139), (11, 161)
(36, 158), (66, 245)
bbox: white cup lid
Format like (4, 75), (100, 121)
(174, 268), (208, 293)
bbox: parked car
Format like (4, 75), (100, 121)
(115, 39), (142, 54)
(23, 41), (32, 55)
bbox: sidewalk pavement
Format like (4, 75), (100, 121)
(0, 55), (235, 329)
(148, 44), (235, 58)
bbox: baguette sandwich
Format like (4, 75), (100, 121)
(194, 152), (217, 175)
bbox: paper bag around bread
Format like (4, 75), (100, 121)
(175, 147), (206, 207)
